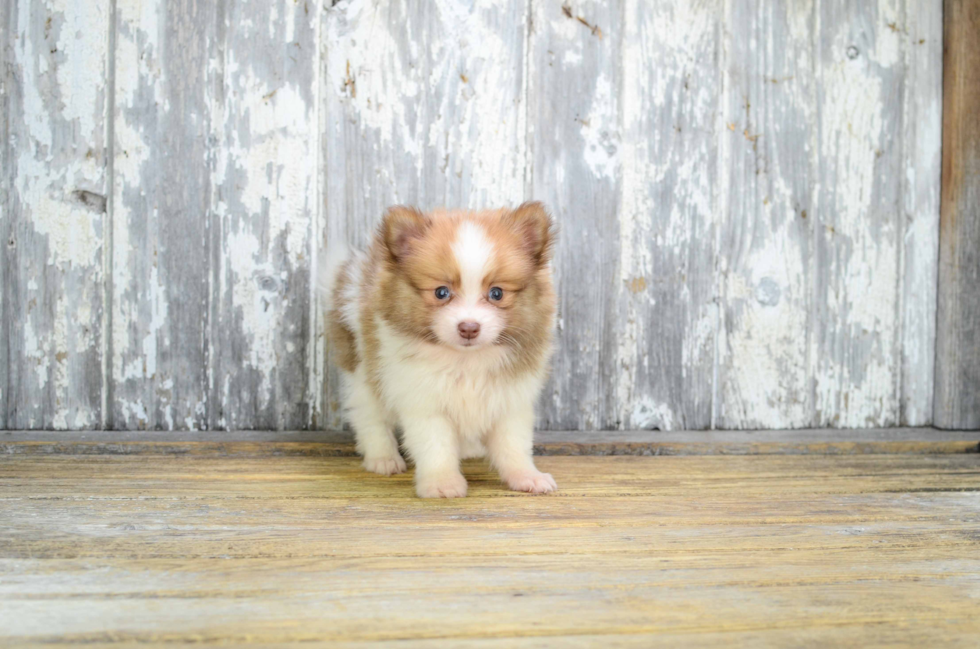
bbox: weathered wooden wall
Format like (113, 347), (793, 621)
(1, 0), (944, 431)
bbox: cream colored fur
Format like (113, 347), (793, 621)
(322, 211), (556, 498)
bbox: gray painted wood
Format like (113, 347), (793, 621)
(532, 0), (721, 431)
(935, 0), (980, 430)
(527, 0), (623, 430)
(615, 0), (720, 431)
(111, 0), (215, 429)
(208, 0), (320, 430)
(716, 0), (942, 429)
(2, 0), (110, 429)
(716, 0), (816, 429)
(812, 0), (907, 428)
(0, 0), (10, 430)
(319, 0), (530, 428)
(0, 0), (950, 431)
(900, 0), (942, 426)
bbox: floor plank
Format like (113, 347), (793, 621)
(1, 448), (978, 646)
(4, 427), (978, 457)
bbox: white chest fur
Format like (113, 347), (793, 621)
(374, 320), (543, 438)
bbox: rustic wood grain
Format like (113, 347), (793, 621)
(208, 0), (320, 430)
(1, 0), (110, 429)
(110, 0), (215, 429)
(812, 0), (909, 427)
(614, 0), (720, 431)
(716, 0), (814, 428)
(900, 0), (943, 426)
(1, 447), (978, 645)
(935, 0), (980, 429)
(717, 0), (941, 429)
(318, 0), (530, 428)
(527, 0), (623, 430)
(0, 0), (953, 432)
(0, 0), (10, 430)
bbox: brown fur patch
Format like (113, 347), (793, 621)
(378, 211), (464, 343)
(472, 204), (557, 378)
(333, 204), (557, 391)
(381, 206), (429, 262)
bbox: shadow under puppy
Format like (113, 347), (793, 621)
(320, 202), (557, 498)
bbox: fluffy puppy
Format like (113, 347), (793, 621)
(321, 202), (557, 498)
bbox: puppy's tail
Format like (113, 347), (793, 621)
(317, 243), (352, 313)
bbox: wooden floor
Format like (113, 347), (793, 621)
(2, 440), (980, 647)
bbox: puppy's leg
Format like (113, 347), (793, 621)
(346, 371), (406, 476)
(487, 403), (556, 494)
(402, 416), (467, 498)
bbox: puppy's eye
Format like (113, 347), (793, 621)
(434, 286), (451, 300)
(489, 287), (504, 302)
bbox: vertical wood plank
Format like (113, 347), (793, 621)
(614, 0), (720, 430)
(935, 0), (980, 429)
(111, 0), (214, 429)
(527, 1), (622, 430)
(716, 1), (816, 428)
(812, 0), (906, 428)
(0, 0), (10, 429)
(208, 0), (320, 430)
(530, 1), (720, 430)
(319, 0), (529, 429)
(718, 0), (941, 430)
(899, 0), (942, 425)
(2, 0), (110, 429)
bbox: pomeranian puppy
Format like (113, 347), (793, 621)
(320, 202), (557, 498)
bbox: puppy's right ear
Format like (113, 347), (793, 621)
(381, 206), (429, 262)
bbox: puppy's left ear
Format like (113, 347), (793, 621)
(505, 201), (554, 265)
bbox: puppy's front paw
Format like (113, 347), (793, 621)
(363, 454), (407, 476)
(416, 471), (468, 498)
(505, 470), (557, 494)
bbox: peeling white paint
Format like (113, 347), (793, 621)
(112, 0), (164, 387)
(563, 49), (583, 66)
(52, 0), (106, 139)
(325, 0), (525, 209)
(870, 0), (903, 68)
(898, 0), (942, 426)
(223, 229), (279, 408)
(4, 0), (943, 431)
(813, 9), (901, 427)
(6, 0), (109, 429)
(631, 397), (675, 431)
(141, 263), (168, 381)
(14, 2), (105, 270)
(207, 0), (320, 429)
(22, 320), (48, 392)
(612, 0), (720, 430)
(110, 0), (209, 430)
(120, 399), (148, 428)
(325, 2), (421, 156)
(580, 74), (619, 181)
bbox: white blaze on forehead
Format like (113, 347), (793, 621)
(452, 221), (494, 302)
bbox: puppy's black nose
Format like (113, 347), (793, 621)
(457, 321), (481, 340)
